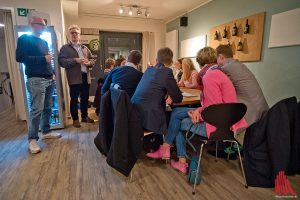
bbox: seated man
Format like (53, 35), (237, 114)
(131, 47), (183, 135)
(101, 50), (143, 98)
(216, 44), (269, 127)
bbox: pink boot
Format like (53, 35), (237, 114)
(170, 160), (188, 175)
(146, 145), (170, 159)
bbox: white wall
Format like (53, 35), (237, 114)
(0, 0), (64, 42)
(65, 14), (165, 64)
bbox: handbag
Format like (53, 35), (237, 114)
(187, 155), (202, 185)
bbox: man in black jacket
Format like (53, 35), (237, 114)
(131, 47), (183, 135)
(16, 16), (61, 154)
(58, 25), (95, 128)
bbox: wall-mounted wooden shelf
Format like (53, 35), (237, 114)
(209, 12), (265, 62)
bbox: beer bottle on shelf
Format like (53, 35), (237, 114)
(232, 23), (238, 36)
(222, 26), (227, 38)
(214, 31), (218, 40)
(244, 19), (250, 34)
(237, 39), (243, 51)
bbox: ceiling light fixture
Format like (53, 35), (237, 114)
(118, 4), (150, 18)
(145, 8), (150, 17)
(128, 7), (133, 16)
(0, 23), (4, 27)
(119, 6), (124, 14)
(137, 8), (142, 16)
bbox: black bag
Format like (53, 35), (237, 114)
(143, 133), (163, 153)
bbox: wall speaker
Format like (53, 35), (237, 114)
(180, 16), (188, 27)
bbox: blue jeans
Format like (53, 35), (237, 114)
(165, 107), (207, 158)
(26, 77), (53, 140)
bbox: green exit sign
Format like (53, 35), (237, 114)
(17, 8), (35, 17)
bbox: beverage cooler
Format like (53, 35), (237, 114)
(15, 25), (65, 129)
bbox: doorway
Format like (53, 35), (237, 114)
(0, 9), (14, 114)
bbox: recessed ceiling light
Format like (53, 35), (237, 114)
(128, 7), (133, 16)
(119, 6), (124, 14)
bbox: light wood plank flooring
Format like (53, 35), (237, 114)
(0, 108), (299, 200)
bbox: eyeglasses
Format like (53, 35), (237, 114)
(70, 32), (80, 35)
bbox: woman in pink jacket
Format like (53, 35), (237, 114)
(147, 47), (248, 174)
(178, 58), (199, 89)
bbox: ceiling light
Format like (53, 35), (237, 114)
(137, 8), (142, 16)
(119, 6), (124, 14)
(145, 8), (150, 17)
(0, 23), (4, 27)
(128, 7), (133, 16)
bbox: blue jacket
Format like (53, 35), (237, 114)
(131, 64), (183, 135)
(101, 66), (143, 98)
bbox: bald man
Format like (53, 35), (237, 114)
(16, 16), (61, 154)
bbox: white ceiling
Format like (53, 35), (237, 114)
(63, 0), (210, 21)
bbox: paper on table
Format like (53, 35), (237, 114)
(182, 92), (197, 97)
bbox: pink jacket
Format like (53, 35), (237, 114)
(179, 70), (199, 89)
(197, 67), (248, 138)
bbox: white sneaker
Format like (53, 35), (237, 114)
(42, 132), (62, 139)
(29, 139), (41, 154)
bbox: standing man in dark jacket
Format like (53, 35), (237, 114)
(101, 50), (143, 98)
(131, 47), (183, 135)
(16, 16), (61, 154)
(58, 25), (95, 128)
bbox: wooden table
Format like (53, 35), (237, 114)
(173, 88), (201, 106)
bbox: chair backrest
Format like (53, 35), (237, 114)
(201, 103), (247, 141)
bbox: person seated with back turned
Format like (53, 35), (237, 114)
(101, 50), (143, 98)
(115, 57), (126, 67)
(103, 58), (115, 80)
(146, 47), (247, 174)
(177, 58), (199, 89)
(131, 47), (183, 135)
(216, 44), (269, 127)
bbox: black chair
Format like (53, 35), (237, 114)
(187, 103), (248, 194)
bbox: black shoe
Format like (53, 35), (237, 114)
(81, 117), (94, 123)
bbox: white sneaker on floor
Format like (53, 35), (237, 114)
(29, 139), (41, 154)
(42, 132), (62, 139)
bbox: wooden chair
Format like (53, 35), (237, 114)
(187, 103), (248, 194)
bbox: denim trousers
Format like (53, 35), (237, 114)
(26, 77), (53, 140)
(165, 107), (207, 158)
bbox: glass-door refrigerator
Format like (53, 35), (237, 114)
(15, 25), (65, 129)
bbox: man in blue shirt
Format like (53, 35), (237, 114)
(16, 16), (61, 154)
(101, 50), (143, 98)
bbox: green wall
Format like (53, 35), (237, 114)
(166, 0), (300, 106)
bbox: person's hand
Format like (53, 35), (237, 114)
(75, 58), (85, 64)
(188, 109), (200, 124)
(177, 82), (184, 87)
(45, 53), (52, 63)
(83, 59), (91, 66)
(166, 96), (173, 105)
(183, 81), (189, 86)
(52, 74), (55, 80)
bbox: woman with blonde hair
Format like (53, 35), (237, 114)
(178, 58), (199, 89)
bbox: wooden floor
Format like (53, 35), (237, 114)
(0, 108), (299, 200)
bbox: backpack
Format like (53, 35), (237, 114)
(187, 155), (202, 185)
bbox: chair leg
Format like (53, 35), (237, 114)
(215, 141), (218, 162)
(226, 142), (234, 161)
(129, 171), (133, 182)
(233, 141), (248, 188)
(193, 143), (204, 195)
